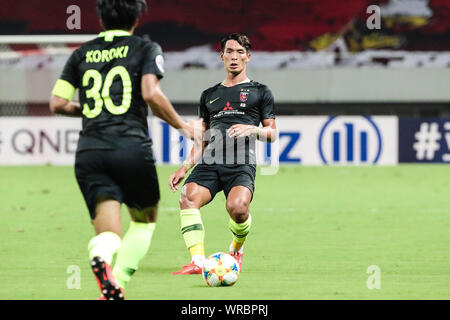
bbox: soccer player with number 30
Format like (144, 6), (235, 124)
(50, 0), (200, 300)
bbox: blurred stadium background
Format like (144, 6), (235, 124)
(0, 0), (449, 166)
(0, 0), (449, 300)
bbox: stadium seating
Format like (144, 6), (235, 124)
(1, 0), (449, 51)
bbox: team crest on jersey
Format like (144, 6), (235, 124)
(240, 92), (249, 102)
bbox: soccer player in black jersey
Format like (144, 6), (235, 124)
(169, 33), (278, 275)
(49, 0), (200, 299)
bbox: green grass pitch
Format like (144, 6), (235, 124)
(0, 165), (449, 300)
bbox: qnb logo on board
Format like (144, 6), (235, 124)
(318, 116), (382, 164)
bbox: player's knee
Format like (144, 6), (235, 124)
(226, 200), (249, 223)
(179, 190), (197, 209)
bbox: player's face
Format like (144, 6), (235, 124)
(221, 40), (251, 74)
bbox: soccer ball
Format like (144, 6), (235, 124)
(202, 252), (240, 287)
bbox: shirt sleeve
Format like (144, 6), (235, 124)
(259, 86), (276, 121)
(198, 91), (210, 124)
(141, 41), (165, 79)
(51, 49), (80, 100)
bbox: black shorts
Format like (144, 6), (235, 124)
(74, 140), (160, 219)
(184, 164), (256, 199)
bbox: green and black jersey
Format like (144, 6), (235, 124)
(52, 30), (164, 151)
(199, 79), (275, 165)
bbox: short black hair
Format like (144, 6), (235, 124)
(96, 0), (147, 31)
(220, 33), (252, 53)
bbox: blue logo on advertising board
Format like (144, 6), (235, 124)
(318, 116), (382, 164)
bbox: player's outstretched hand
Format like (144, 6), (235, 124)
(227, 124), (257, 138)
(169, 166), (187, 192)
(181, 119), (204, 143)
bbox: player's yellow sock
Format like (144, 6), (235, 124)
(180, 208), (205, 266)
(189, 242), (205, 266)
(229, 215), (252, 252)
(112, 221), (156, 289)
(88, 231), (122, 265)
(189, 242), (205, 256)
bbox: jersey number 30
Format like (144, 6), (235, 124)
(82, 66), (132, 118)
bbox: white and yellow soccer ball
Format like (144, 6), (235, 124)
(202, 252), (240, 287)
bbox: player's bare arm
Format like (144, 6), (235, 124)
(227, 118), (278, 142)
(169, 121), (208, 191)
(49, 95), (82, 117)
(142, 74), (202, 141)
